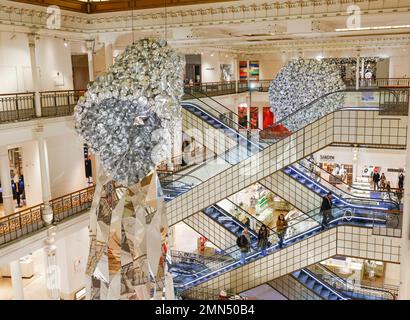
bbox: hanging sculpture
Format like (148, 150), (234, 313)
(268, 58), (346, 132)
(74, 38), (184, 300)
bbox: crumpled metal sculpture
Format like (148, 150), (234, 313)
(74, 38), (184, 185)
(269, 58), (346, 132)
(76, 38), (183, 300)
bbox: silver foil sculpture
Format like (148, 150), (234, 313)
(74, 38), (184, 300)
(268, 58), (346, 132)
(75, 38), (184, 185)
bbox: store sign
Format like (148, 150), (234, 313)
(205, 67), (215, 71)
(387, 168), (405, 173)
(320, 155), (335, 161)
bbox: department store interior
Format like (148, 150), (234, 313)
(0, 0), (409, 301)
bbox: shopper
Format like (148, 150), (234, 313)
(276, 214), (288, 248)
(181, 140), (190, 166)
(257, 225), (269, 256)
(380, 173), (386, 190)
(372, 171), (380, 190)
(398, 173), (405, 190)
(243, 217), (251, 229)
(385, 181), (392, 201)
(320, 192), (333, 230)
(12, 172), (21, 208)
(237, 228), (251, 264)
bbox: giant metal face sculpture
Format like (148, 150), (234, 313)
(74, 38), (184, 185)
(268, 58), (346, 132)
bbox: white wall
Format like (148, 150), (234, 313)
(0, 32), (73, 94)
(46, 133), (88, 199)
(0, 32), (32, 93)
(389, 55), (410, 78)
(201, 52), (235, 83)
(36, 37), (74, 91)
(55, 226), (89, 300)
(21, 140), (42, 207)
(314, 147), (406, 188)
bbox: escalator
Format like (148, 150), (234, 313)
(293, 263), (397, 300)
(165, 89), (406, 227)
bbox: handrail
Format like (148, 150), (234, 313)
(310, 263), (397, 300)
(292, 160), (400, 209)
(0, 185), (95, 246)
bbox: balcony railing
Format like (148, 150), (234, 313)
(40, 90), (85, 118)
(0, 92), (36, 123)
(0, 185), (95, 246)
(0, 79), (409, 125)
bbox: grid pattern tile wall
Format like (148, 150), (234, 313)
(260, 171), (321, 213)
(268, 275), (322, 300)
(182, 108), (237, 156)
(184, 211), (237, 250)
(167, 110), (407, 226)
(337, 226), (400, 263)
(195, 225), (401, 294)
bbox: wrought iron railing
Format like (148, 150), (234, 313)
(344, 78), (410, 88)
(0, 92), (36, 123)
(0, 185), (95, 246)
(40, 90), (85, 118)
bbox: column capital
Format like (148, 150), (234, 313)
(32, 124), (44, 138)
(85, 38), (95, 52)
(27, 33), (39, 48)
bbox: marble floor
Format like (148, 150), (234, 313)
(0, 249), (48, 300)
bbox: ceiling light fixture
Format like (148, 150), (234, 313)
(336, 24), (410, 32)
(63, 39), (68, 47)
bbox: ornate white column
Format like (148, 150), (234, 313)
(0, 146), (13, 217)
(85, 39), (95, 82)
(258, 105), (264, 130)
(33, 125), (53, 224)
(10, 260), (24, 300)
(44, 227), (60, 300)
(399, 99), (410, 299)
(352, 147), (358, 183)
(355, 51), (360, 90)
(104, 43), (113, 70)
(28, 33), (41, 117)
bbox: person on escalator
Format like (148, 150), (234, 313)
(380, 173), (386, 190)
(257, 225), (269, 256)
(276, 214), (288, 248)
(237, 228), (251, 264)
(243, 217), (251, 229)
(372, 171), (380, 190)
(320, 192), (333, 230)
(398, 173), (405, 190)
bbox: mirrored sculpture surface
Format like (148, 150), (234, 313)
(76, 38), (183, 300)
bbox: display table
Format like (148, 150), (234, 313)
(0, 256), (34, 278)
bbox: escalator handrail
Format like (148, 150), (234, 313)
(184, 91), (259, 135)
(304, 157), (402, 201)
(289, 162), (400, 210)
(295, 268), (348, 300)
(169, 103), (393, 202)
(176, 206), (398, 288)
(314, 264), (397, 300)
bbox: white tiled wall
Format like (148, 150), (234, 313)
(260, 171), (321, 213)
(195, 225), (401, 293)
(184, 211), (237, 250)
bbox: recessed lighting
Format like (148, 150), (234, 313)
(210, 53), (214, 57)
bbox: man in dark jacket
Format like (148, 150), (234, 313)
(372, 171), (380, 190)
(320, 192), (333, 230)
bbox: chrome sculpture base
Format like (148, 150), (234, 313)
(85, 170), (174, 300)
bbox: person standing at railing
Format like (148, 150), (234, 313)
(398, 173), (405, 190)
(237, 228), (250, 264)
(320, 192), (333, 230)
(372, 171), (380, 190)
(257, 225), (269, 256)
(276, 214), (288, 248)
